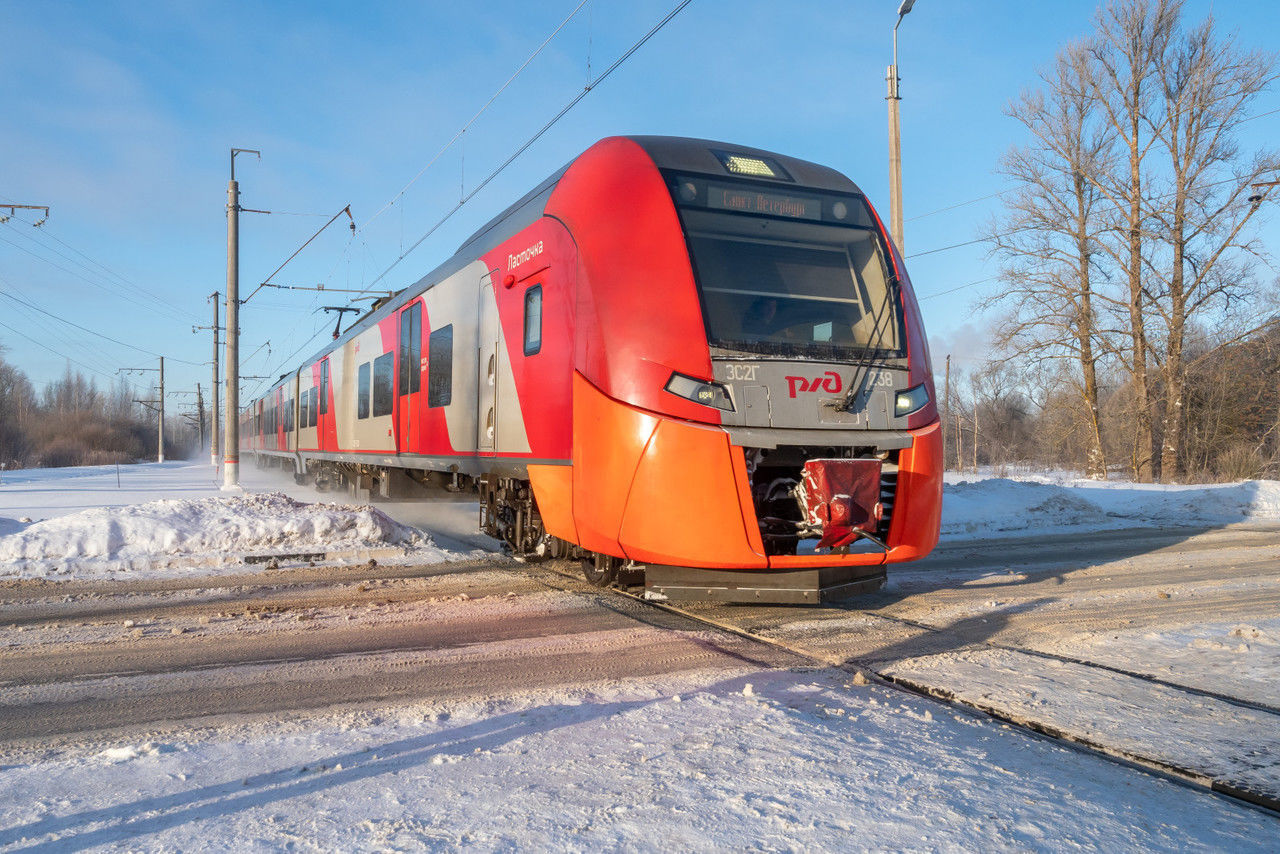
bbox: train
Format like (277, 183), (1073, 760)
(241, 136), (942, 603)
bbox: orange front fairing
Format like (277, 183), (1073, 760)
(884, 420), (943, 561)
(570, 373), (763, 567)
(564, 372), (944, 570)
(619, 416), (766, 569)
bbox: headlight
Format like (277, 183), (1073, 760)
(665, 372), (735, 411)
(894, 383), (930, 416)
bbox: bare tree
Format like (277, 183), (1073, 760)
(1084, 0), (1181, 481)
(1145, 16), (1279, 479)
(986, 41), (1115, 478)
(0, 347), (36, 464)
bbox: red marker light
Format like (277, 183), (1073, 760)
(503, 274), (516, 289)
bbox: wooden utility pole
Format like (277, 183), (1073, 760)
(972, 407), (979, 473)
(943, 354), (951, 471)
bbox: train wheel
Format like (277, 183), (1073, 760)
(582, 553), (620, 587)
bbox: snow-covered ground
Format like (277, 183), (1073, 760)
(941, 470), (1280, 540)
(2, 460), (1279, 849)
(1, 666), (1272, 850)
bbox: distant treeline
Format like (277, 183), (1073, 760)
(0, 353), (192, 469)
(942, 320), (1280, 483)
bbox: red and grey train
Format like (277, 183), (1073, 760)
(242, 136), (942, 602)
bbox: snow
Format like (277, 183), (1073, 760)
(1048, 619), (1280, 710)
(3, 460), (1279, 583)
(882, 646), (1280, 797)
(0, 492), (434, 580)
(2, 461), (1279, 847)
(0, 462), (468, 580)
(941, 472), (1280, 540)
(0, 668), (1271, 851)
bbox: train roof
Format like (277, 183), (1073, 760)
(284, 136), (865, 379)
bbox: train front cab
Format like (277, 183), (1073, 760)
(530, 137), (942, 603)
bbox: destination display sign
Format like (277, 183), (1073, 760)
(706, 183), (823, 221)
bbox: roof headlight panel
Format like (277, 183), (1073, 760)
(713, 150), (793, 182)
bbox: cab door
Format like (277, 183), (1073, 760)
(396, 300), (423, 452)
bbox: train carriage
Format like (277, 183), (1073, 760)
(243, 136), (943, 603)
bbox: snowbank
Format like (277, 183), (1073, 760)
(941, 477), (1280, 539)
(0, 492), (439, 579)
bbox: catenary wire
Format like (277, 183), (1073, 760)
(367, 0), (694, 291)
(5, 217), (202, 322)
(254, 0), (693, 390)
(0, 226), (193, 324)
(360, 0), (593, 233)
(0, 318), (142, 391)
(0, 289), (201, 365)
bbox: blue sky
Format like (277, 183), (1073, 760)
(2, 0), (1278, 421)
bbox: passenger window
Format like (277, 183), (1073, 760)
(373, 352), (394, 417)
(284, 398), (294, 433)
(524, 285), (542, 356)
(358, 362), (371, 419)
(428, 325), (453, 408)
(310, 387), (319, 428)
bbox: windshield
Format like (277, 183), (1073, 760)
(670, 175), (903, 360)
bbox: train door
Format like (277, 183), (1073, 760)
(477, 274), (499, 452)
(396, 300), (422, 452)
(317, 357), (331, 451)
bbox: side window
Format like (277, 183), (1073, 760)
(301, 389), (311, 430)
(284, 397), (294, 433)
(309, 387), (319, 428)
(428, 325), (453, 408)
(357, 362), (371, 419)
(373, 352), (394, 417)
(399, 302), (422, 396)
(524, 285), (542, 356)
(319, 360), (329, 415)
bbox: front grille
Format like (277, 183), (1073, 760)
(876, 469), (897, 540)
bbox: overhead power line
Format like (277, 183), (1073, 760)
(369, 0), (694, 290)
(0, 289), (201, 365)
(21, 219), (199, 321)
(361, 0), (594, 233)
(254, 0), (694, 393)
(0, 318), (136, 388)
(243, 205), (355, 304)
(0, 225), (195, 324)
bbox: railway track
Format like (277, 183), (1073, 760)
(5, 551), (1279, 817)
(536, 562), (1280, 817)
(0, 560), (802, 749)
